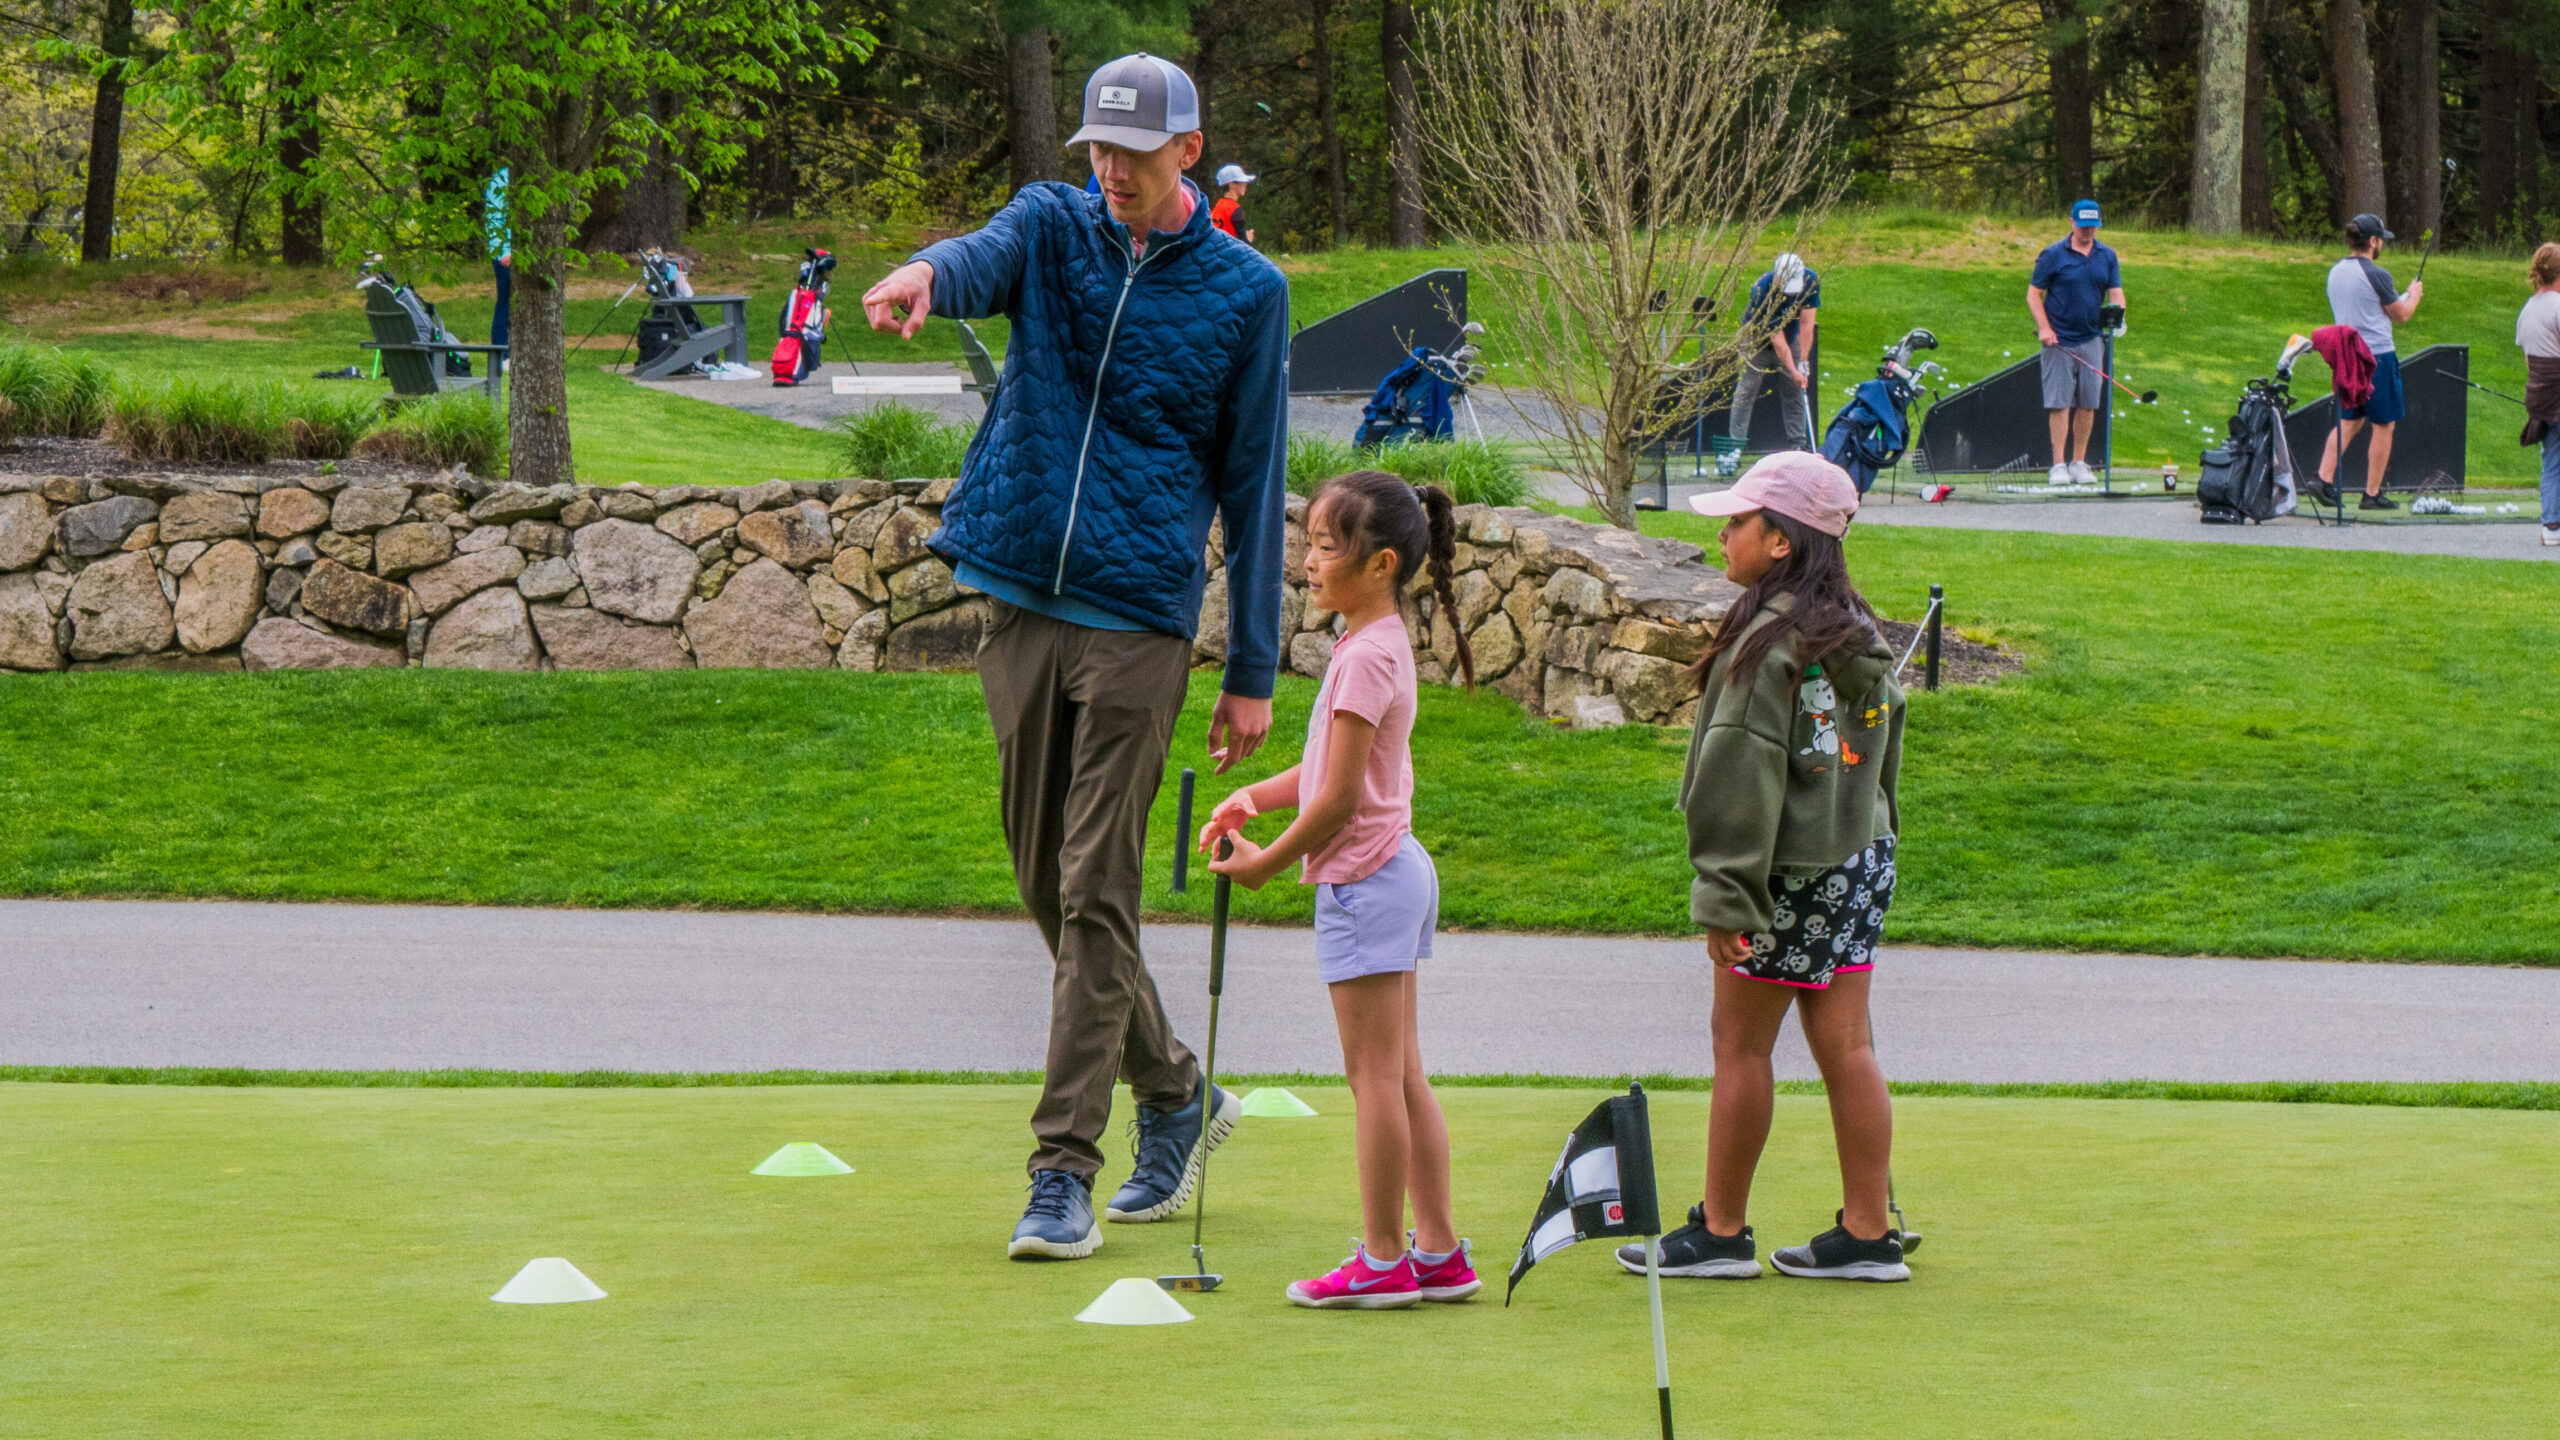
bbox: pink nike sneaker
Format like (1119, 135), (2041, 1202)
(1285, 1243), (1421, 1309)
(1410, 1238), (1482, 1303)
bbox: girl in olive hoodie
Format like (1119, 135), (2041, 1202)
(1614, 453), (1910, 1285)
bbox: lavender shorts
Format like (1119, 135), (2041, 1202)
(1313, 834), (1439, 984)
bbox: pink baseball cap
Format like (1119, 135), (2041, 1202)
(1687, 452), (1860, 536)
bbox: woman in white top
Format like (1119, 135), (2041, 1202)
(2515, 242), (2560, 546)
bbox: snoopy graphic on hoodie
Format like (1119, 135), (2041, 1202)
(1797, 664), (1864, 767)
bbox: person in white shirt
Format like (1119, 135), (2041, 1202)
(2515, 242), (2560, 546)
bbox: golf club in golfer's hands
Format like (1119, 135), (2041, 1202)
(1158, 836), (1234, 1295)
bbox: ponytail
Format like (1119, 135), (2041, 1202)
(1309, 469), (1475, 690)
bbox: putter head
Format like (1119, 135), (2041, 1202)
(1156, 1273), (1223, 1293)
(1899, 1230), (1923, 1256)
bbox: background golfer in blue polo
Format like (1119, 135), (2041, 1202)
(2027, 200), (2125, 485)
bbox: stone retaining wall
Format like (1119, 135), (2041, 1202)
(0, 472), (1739, 726)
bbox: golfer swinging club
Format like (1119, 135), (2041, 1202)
(861, 52), (1287, 1262)
(2027, 199), (2125, 485)
(1730, 252), (1819, 456)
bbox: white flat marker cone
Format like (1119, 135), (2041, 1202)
(1239, 1087), (1318, 1117)
(491, 1257), (606, 1304)
(752, 1142), (854, 1176)
(1076, 1277), (1195, 1325)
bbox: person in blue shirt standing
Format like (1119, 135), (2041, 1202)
(485, 169), (510, 368)
(1730, 252), (1818, 454)
(2027, 200), (2125, 485)
(861, 53), (1287, 1265)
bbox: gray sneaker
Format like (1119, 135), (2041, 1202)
(1105, 1080), (1240, 1223)
(1616, 1204), (1760, 1279)
(1770, 1211), (1910, 1282)
(1008, 1169), (1102, 1261)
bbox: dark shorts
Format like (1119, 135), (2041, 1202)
(2343, 351), (2405, 425)
(1730, 837), (1896, 990)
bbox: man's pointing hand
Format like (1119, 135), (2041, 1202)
(863, 261), (935, 340)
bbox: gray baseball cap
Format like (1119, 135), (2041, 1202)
(1066, 53), (1201, 152)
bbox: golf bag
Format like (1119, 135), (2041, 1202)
(771, 248), (835, 387)
(2197, 377), (2296, 524)
(358, 261), (472, 377)
(1354, 346), (1457, 446)
(1819, 328), (1938, 494)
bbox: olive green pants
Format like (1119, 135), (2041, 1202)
(978, 601), (1201, 1177)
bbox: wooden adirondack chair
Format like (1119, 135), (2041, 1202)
(360, 277), (507, 403)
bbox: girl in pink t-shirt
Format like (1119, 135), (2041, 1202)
(1203, 470), (1479, 1311)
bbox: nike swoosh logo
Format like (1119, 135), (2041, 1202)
(1346, 1274), (1398, 1291)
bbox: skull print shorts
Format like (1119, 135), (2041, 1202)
(1729, 837), (1896, 990)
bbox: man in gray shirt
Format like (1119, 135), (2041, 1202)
(2321, 212), (2424, 510)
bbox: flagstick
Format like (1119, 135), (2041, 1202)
(1647, 1235), (1674, 1440)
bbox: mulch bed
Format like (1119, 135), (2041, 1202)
(0, 436), (445, 487)
(1874, 616), (2020, 687)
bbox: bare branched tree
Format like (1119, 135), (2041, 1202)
(1416, 0), (1837, 528)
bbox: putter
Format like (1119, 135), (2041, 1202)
(1865, 988), (1922, 1256)
(1158, 838), (1234, 1294)
(2063, 346), (2158, 404)
(1171, 768), (1195, 894)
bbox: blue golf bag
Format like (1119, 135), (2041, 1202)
(1820, 328), (1939, 493)
(1355, 347), (1458, 447)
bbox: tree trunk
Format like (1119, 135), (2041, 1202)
(2241, 0), (2273, 232)
(2268, 11), (2346, 222)
(2191, 0), (2248, 233)
(2326, 0), (2385, 222)
(1312, 0), (1349, 243)
(2042, 0), (2095, 203)
(1382, 0), (1426, 247)
(80, 0), (135, 263)
(1007, 24), (1058, 192)
(277, 56), (326, 266)
(2380, 0), (2440, 235)
(2479, 0), (2522, 239)
(509, 207), (574, 486)
(580, 96), (687, 252)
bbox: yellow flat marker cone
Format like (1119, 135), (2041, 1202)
(1239, 1087), (1317, 1117)
(1076, 1277), (1195, 1326)
(491, 1257), (605, 1304)
(752, 1142), (854, 1177)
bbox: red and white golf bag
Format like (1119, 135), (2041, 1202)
(771, 247), (836, 386)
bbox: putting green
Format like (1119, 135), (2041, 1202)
(1, 1084), (2550, 1437)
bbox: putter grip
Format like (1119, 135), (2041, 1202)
(1173, 768), (1195, 893)
(1208, 839), (1232, 996)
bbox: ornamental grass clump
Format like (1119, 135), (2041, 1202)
(106, 377), (289, 463)
(353, 392), (509, 474)
(835, 401), (972, 481)
(0, 344), (114, 443)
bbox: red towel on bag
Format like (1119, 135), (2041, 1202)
(2310, 325), (2375, 410)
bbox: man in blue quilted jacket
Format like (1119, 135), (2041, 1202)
(863, 53), (1288, 1263)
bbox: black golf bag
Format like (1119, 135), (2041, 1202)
(2197, 377), (2295, 524)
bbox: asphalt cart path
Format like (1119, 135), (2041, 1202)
(6, 900), (2552, 1082)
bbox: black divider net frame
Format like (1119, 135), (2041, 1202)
(1913, 349), (2112, 478)
(1287, 268), (1469, 396)
(2282, 343), (2470, 492)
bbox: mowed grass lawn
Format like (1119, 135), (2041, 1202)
(4, 522), (2557, 961)
(1, 1082), (2551, 1438)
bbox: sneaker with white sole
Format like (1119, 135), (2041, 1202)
(2046, 463), (2071, 485)
(1104, 1080), (1239, 1223)
(2067, 460), (2097, 484)
(1770, 1211), (1909, 1282)
(2541, 525), (2560, 547)
(1615, 1204), (1760, 1279)
(1008, 1169), (1102, 1261)
(1407, 1234), (1483, 1302)
(1286, 1242), (1422, 1309)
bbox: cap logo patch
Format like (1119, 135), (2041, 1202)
(1098, 85), (1139, 112)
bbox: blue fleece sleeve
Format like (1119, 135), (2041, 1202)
(1214, 277), (1291, 700)
(909, 189), (1038, 320)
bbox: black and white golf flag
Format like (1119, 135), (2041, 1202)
(1505, 1084), (1663, 1305)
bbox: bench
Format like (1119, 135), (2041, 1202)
(630, 251), (752, 380)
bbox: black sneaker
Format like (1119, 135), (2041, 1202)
(1104, 1080), (1239, 1223)
(1008, 1169), (1101, 1260)
(1771, 1211), (1910, 1282)
(2305, 477), (2341, 506)
(2359, 492), (2399, 510)
(1615, 1205), (1760, 1279)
